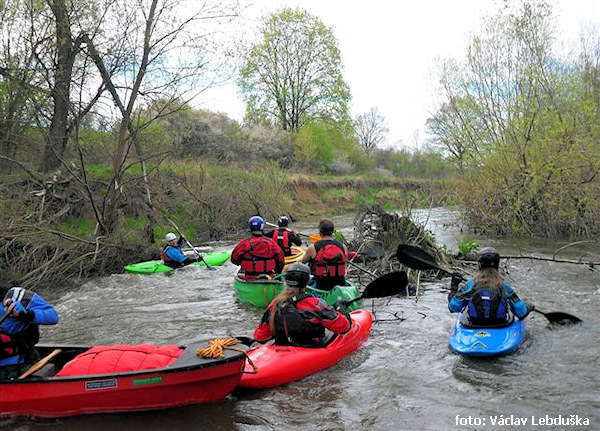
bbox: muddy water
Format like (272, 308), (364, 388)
(2, 209), (598, 431)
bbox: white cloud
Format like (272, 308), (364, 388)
(194, 0), (600, 150)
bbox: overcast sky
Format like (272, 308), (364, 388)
(195, 0), (600, 150)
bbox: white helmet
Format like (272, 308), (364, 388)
(165, 232), (177, 241)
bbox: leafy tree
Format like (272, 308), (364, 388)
(355, 107), (389, 155)
(239, 7), (351, 131)
(429, 0), (600, 237)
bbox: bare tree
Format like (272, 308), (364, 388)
(354, 107), (389, 155)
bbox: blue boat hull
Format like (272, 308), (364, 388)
(448, 315), (525, 357)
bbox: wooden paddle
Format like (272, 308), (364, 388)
(18, 348), (62, 379)
(0, 309), (11, 325)
(395, 244), (582, 325)
(168, 219), (214, 270)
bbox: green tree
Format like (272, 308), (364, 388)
(429, 1), (600, 237)
(239, 7), (351, 131)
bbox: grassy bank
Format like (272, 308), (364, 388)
(0, 160), (453, 288)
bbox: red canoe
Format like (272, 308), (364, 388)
(0, 341), (248, 418)
(238, 309), (373, 389)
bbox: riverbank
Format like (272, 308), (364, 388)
(0, 164), (453, 288)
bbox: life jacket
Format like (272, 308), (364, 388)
(160, 244), (174, 262)
(239, 236), (279, 276)
(1, 288), (40, 362)
(312, 239), (346, 278)
(0, 331), (20, 360)
(467, 284), (508, 324)
(273, 294), (326, 346)
(272, 229), (292, 255)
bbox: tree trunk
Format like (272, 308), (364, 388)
(43, 0), (77, 172)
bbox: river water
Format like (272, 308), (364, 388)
(2, 209), (598, 431)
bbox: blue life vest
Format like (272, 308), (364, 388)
(467, 288), (507, 323)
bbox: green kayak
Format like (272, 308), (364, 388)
(124, 251), (231, 274)
(233, 272), (285, 307)
(233, 271), (362, 310)
(307, 281), (363, 312)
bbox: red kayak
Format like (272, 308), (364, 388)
(0, 341), (248, 418)
(238, 309), (373, 389)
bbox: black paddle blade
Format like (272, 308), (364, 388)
(396, 244), (447, 273)
(362, 271), (408, 299)
(539, 310), (582, 325)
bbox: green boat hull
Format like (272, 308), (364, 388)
(124, 251), (231, 274)
(307, 281), (363, 312)
(233, 274), (362, 310)
(233, 275), (285, 307)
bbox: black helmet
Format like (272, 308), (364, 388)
(284, 262), (310, 288)
(278, 215), (290, 227)
(478, 247), (500, 269)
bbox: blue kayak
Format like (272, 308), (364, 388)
(448, 313), (525, 357)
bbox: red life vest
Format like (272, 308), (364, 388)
(312, 239), (346, 277)
(240, 236), (279, 276)
(272, 229), (292, 255)
(160, 245), (172, 262)
(0, 330), (19, 360)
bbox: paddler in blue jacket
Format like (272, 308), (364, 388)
(254, 263), (351, 347)
(0, 287), (59, 380)
(448, 247), (533, 327)
(161, 232), (198, 269)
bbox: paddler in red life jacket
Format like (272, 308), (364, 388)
(160, 232), (198, 269)
(302, 218), (348, 291)
(0, 286), (59, 380)
(231, 216), (285, 281)
(254, 263), (351, 347)
(263, 215), (302, 257)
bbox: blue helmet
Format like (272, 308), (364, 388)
(248, 216), (264, 232)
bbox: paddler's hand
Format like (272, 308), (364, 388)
(333, 300), (349, 312)
(450, 271), (464, 288)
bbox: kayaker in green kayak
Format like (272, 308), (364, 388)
(231, 216), (285, 281)
(254, 263), (351, 347)
(161, 232), (198, 269)
(302, 219), (348, 291)
(448, 247), (533, 326)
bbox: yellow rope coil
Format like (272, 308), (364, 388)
(196, 338), (259, 374)
(196, 338), (241, 358)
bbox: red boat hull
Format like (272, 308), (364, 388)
(239, 309), (373, 389)
(1, 342), (247, 418)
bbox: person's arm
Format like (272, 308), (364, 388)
(299, 297), (351, 334)
(4, 294), (59, 325)
(448, 280), (471, 313)
(504, 282), (533, 319)
(291, 232), (302, 246)
(302, 245), (316, 263)
(270, 240), (285, 273)
(230, 240), (248, 266)
(253, 306), (274, 342)
(28, 294), (59, 325)
(165, 246), (187, 263)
